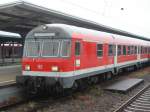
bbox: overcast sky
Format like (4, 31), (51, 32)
(0, 0), (150, 38)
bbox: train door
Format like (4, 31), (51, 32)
(107, 44), (115, 67)
(74, 40), (82, 71)
(111, 35), (117, 68)
(114, 44), (117, 67)
(137, 46), (141, 60)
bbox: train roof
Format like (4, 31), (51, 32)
(27, 24), (150, 46)
(27, 24), (113, 38)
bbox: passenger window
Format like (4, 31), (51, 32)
(144, 47), (146, 54)
(145, 47), (148, 54)
(141, 47), (144, 54)
(97, 44), (103, 57)
(135, 46), (137, 54)
(147, 47), (149, 54)
(131, 46), (134, 55)
(141, 47), (143, 54)
(108, 45), (114, 56)
(118, 45), (122, 55)
(123, 45), (126, 55)
(75, 42), (80, 56)
(128, 46), (131, 55)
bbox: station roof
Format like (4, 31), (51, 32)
(0, 33), (20, 39)
(0, 0), (149, 41)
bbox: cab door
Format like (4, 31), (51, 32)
(74, 40), (82, 70)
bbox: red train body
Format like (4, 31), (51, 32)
(17, 24), (150, 92)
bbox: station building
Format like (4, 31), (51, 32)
(0, 33), (22, 65)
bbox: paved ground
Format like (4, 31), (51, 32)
(0, 65), (21, 83)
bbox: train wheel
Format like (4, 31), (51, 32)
(105, 72), (112, 80)
(88, 76), (99, 85)
(26, 81), (38, 96)
(72, 81), (78, 92)
(54, 83), (64, 96)
(77, 79), (88, 91)
(133, 65), (138, 71)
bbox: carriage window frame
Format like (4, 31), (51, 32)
(141, 46), (142, 54)
(127, 46), (131, 55)
(123, 45), (126, 55)
(131, 46), (134, 55)
(141, 46), (144, 54)
(117, 45), (122, 56)
(75, 41), (81, 56)
(134, 46), (137, 54)
(138, 46), (140, 54)
(97, 43), (103, 57)
(131, 46), (133, 55)
(108, 44), (114, 56)
(144, 47), (146, 54)
(147, 47), (149, 54)
(145, 47), (148, 54)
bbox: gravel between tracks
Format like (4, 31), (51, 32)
(3, 66), (150, 112)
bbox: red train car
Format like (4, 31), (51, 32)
(16, 24), (150, 93)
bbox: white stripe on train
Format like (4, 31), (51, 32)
(23, 58), (149, 78)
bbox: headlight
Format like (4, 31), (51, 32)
(25, 65), (30, 71)
(51, 66), (58, 72)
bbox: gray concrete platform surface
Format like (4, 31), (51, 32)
(0, 65), (21, 84)
(105, 78), (144, 93)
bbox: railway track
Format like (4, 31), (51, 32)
(115, 84), (150, 112)
(0, 82), (26, 109)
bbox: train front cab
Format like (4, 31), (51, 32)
(16, 32), (76, 91)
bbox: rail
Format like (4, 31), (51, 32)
(114, 84), (150, 112)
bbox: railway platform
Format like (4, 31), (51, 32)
(0, 65), (24, 108)
(105, 78), (144, 93)
(0, 65), (21, 86)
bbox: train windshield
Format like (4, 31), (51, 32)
(24, 39), (71, 57)
(25, 41), (40, 57)
(42, 40), (60, 57)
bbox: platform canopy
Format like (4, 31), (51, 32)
(0, 31), (21, 42)
(0, 33), (22, 44)
(0, 0), (149, 41)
